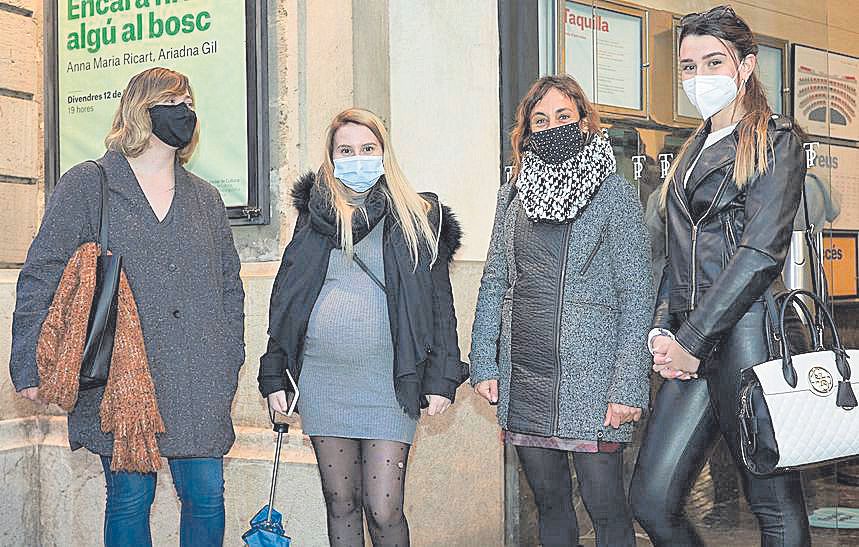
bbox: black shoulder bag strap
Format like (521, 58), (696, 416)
(800, 179), (830, 343)
(764, 175), (831, 357)
(801, 182), (819, 296)
(353, 252), (386, 293)
(87, 159), (110, 254)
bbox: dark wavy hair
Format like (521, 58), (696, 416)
(662, 5), (773, 208)
(509, 75), (601, 184)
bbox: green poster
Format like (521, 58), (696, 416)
(57, 0), (251, 207)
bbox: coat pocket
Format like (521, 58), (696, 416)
(579, 224), (608, 276)
(719, 210), (739, 268)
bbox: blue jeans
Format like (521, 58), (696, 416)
(100, 456), (225, 547)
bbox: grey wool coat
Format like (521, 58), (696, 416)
(469, 174), (654, 443)
(9, 151), (245, 458)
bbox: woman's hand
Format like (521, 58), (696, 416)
(267, 390), (289, 414)
(426, 395), (452, 416)
(652, 364), (697, 381)
(18, 387), (40, 403)
(651, 336), (695, 380)
(604, 403), (643, 429)
(652, 336), (701, 374)
(474, 379), (499, 404)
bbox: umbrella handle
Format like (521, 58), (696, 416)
(266, 428), (285, 524)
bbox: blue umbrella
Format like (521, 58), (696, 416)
(243, 420), (292, 546)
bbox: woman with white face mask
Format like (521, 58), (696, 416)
(629, 6), (810, 546)
(258, 109), (467, 546)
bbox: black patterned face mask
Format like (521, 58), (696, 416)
(527, 122), (585, 164)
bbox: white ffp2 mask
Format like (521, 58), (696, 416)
(682, 75), (739, 120)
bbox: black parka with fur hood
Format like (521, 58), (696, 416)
(258, 173), (468, 418)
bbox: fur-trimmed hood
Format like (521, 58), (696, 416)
(291, 171), (463, 260)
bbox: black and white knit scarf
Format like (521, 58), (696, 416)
(516, 131), (617, 223)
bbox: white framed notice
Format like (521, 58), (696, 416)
(560, 0), (646, 117)
(757, 41), (787, 115)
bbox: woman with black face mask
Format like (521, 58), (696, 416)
(10, 67), (244, 546)
(469, 75), (653, 547)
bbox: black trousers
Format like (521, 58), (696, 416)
(630, 304), (811, 546)
(516, 445), (635, 547)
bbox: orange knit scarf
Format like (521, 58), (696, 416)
(36, 242), (165, 472)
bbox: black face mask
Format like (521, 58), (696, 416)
(149, 103), (197, 149)
(527, 122), (585, 164)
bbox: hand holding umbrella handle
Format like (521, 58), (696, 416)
(264, 370), (298, 524)
(268, 369), (299, 428)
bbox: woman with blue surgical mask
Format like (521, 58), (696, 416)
(629, 6), (810, 546)
(258, 108), (467, 546)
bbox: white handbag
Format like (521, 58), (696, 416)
(739, 289), (859, 475)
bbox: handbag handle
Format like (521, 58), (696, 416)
(777, 289), (857, 409)
(787, 294), (824, 351)
(87, 160), (109, 254)
(763, 287), (823, 358)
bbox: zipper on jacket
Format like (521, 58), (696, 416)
(720, 211), (738, 266)
(671, 171), (733, 310)
(553, 224), (573, 435)
(690, 225), (699, 308)
(726, 212), (738, 253)
(579, 224), (607, 275)
(738, 383), (756, 469)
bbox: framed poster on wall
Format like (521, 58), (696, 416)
(560, 0), (647, 118)
(806, 143), (859, 231)
(46, 1), (270, 224)
(793, 44), (859, 142)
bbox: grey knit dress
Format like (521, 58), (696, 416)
(297, 221), (417, 444)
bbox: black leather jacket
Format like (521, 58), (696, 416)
(653, 115), (806, 360)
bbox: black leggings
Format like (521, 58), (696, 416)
(630, 305), (810, 546)
(310, 437), (410, 547)
(515, 445), (635, 547)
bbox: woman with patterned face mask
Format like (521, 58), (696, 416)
(259, 108), (467, 546)
(629, 6), (811, 546)
(469, 75), (653, 547)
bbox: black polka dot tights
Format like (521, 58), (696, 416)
(311, 437), (411, 547)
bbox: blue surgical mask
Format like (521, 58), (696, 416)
(333, 155), (385, 193)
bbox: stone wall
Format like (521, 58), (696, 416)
(0, 1), (42, 266)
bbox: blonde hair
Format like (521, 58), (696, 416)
(319, 108), (438, 266)
(104, 67), (200, 164)
(509, 75), (602, 183)
(660, 7), (773, 210)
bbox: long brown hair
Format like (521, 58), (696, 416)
(104, 67), (199, 164)
(661, 5), (772, 209)
(509, 75), (601, 183)
(318, 108), (438, 266)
